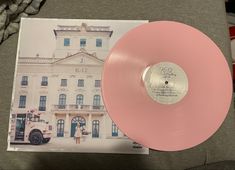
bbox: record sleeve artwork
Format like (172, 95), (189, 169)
(102, 21), (233, 151)
(7, 18), (149, 154)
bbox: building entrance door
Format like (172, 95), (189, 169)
(92, 120), (99, 138)
(70, 116), (86, 137)
(57, 119), (64, 137)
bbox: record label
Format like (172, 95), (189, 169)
(142, 62), (188, 104)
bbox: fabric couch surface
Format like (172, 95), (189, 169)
(0, 0), (234, 169)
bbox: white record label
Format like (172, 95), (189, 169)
(143, 62), (188, 104)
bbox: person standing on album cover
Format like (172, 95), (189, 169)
(74, 124), (82, 144)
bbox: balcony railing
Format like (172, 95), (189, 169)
(53, 104), (105, 111)
(69, 104), (90, 110)
(92, 105), (105, 110)
(53, 105), (67, 110)
(38, 106), (46, 111)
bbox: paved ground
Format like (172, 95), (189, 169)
(8, 137), (149, 154)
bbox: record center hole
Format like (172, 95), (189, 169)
(165, 81), (168, 85)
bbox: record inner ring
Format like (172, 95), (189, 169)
(142, 62), (188, 104)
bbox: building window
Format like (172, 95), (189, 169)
(21, 76), (28, 86)
(96, 39), (102, 47)
(76, 94), (83, 105)
(93, 95), (100, 109)
(61, 79), (67, 87)
(41, 76), (48, 86)
(19, 95), (26, 108)
(57, 119), (64, 137)
(112, 122), (118, 136)
(71, 116), (86, 137)
(39, 96), (46, 111)
(94, 80), (101, 87)
(58, 94), (66, 109)
(64, 38), (70, 46)
(92, 120), (100, 138)
(93, 95), (100, 106)
(77, 79), (84, 87)
(80, 39), (86, 47)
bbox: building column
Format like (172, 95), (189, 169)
(102, 114), (106, 139)
(52, 113), (56, 137)
(87, 114), (92, 138)
(64, 113), (70, 137)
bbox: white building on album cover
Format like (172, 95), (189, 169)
(8, 19), (149, 154)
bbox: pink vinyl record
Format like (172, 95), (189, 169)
(101, 21), (232, 151)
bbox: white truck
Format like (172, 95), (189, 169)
(9, 111), (52, 145)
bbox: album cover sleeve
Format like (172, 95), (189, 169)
(7, 18), (149, 154)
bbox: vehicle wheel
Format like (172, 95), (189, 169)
(29, 131), (43, 145)
(42, 138), (51, 143)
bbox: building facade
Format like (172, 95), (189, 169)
(11, 23), (125, 140)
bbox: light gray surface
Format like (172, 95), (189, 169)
(0, 0), (234, 170)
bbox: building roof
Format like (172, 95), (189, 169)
(53, 23), (113, 37)
(18, 49), (104, 65)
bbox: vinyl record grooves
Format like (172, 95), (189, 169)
(101, 21), (232, 151)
